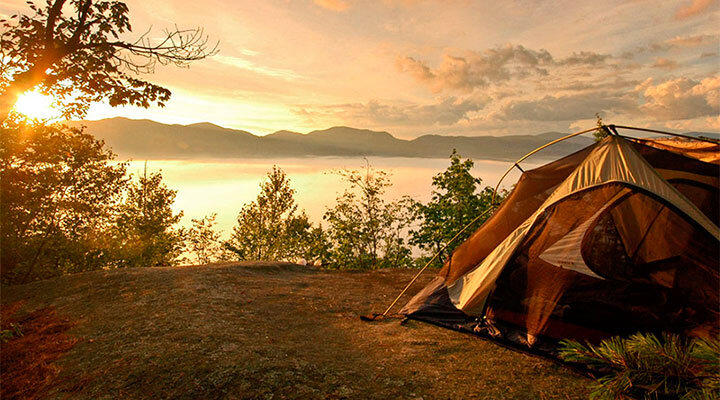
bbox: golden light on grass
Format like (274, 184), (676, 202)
(13, 91), (58, 120)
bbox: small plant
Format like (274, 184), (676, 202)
(0, 323), (23, 343)
(593, 113), (609, 142)
(558, 332), (720, 400)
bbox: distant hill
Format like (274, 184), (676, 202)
(68, 117), (597, 161)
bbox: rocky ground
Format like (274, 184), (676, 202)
(1, 262), (590, 399)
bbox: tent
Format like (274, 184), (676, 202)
(400, 132), (719, 353)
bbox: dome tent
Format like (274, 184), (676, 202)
(399, 130), (719, 354)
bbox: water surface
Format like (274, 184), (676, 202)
(124, 157), (540, 238)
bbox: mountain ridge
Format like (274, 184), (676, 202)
(69, 117), (714, 162)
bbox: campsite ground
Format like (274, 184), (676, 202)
(1, 263), (590, 399)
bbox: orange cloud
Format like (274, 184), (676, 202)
(675, 0), (716, 19)
(314, 0), (350, 11)
(636, 76), (720, 120)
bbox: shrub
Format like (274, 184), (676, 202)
(225, 166), (325, 263)
(0, 119), (127, 283)
(323, 162), (414, 269)
(558, 332), (720, 400)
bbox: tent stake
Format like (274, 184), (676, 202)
(365, 206), (497, 321)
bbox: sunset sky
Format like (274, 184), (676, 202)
(2, 0), (719, 137)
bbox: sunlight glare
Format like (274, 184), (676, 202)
(13, 91), (58, 120)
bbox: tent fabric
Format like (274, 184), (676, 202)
(447, 136), (719, 315)
(438, 145), (597, 286)
(629, 137), (720, 164)
(402, 134), (720, 350)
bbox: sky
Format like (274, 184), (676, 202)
(2, 0), (719, 137)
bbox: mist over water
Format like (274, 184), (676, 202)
(123, 157), (540, 239)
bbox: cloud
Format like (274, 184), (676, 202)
(559, 51), (611, 66)
(553, 78), (640, 92)
(396, 44), (557, 92)
(636, 76), (720, 120)
(705, 116), (720, 130)
(620, 34), (718, 59)
(293, 97), (487, 127)
(495, 92), (634, 122)
(675, 0), (716, 19)
(665, 34), (717, 48)
(314, 0), (350, 11)
(212, 55), (303, 80)
(652, 58), (680, 70)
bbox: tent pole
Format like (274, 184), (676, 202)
(611, 125), (720, 144)
(368, 206), (497, 320)
(491, 126), (600, 204)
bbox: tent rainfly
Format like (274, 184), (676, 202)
(400, 133), (720, 354)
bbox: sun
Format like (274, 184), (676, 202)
(13, 91), (59, 120)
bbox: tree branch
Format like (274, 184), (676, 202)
(66, 0), (94, 51)
(45, 0), (68, 46)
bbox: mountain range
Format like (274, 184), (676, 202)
(70, 117), (713, 162)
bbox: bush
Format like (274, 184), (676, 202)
(558, 332), (720, 400)
(0, 119), (190, 282)
(323, 162), (414, 269)
(111, 169), (186, 268)
(0, 119), (127, 283)
(186, 213), (230, 264)
(225, 166), (325, 263)
(409, 149), (500, 265)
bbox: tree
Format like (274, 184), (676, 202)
(186, 213), (228, 264)
(0, 118), (127, 283)
(323, 162), (414, 269)
(112, 168), (185, 268)
(225, 166), (323, 263)
(409, 150), (499, 265)
(0, 0), (217, 122)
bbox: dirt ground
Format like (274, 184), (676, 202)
(1, 262), (591, 399)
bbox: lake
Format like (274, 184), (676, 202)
(123, 157), (541, 239)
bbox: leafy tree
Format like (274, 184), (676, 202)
(225, 166), (323, 263)
(0, 118), (127, 283)
(559, 333), (720, 400)
(112, 168), (185, 268)
(409, 150), (499, 265)
(323, 162), (414, 269)
(0, 0), (217, 121)
(186, 213), (229, 264)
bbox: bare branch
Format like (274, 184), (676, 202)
(80, 26), (218, 74)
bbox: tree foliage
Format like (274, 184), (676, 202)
(409, 150), (499, 265)
(0, 119), (201, 282)
(111, 168), (185, 268)
(186, 213), (228, 264)
(225, 166), (324, 263)
(0, 118), (127, 283)
(558, 333), (720, 400)
(323, 162), (413, 269)
(0, 0), (217, 121)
